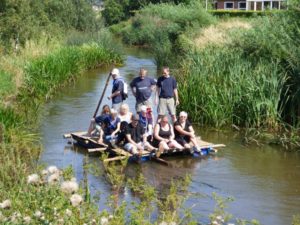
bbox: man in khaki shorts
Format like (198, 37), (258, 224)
(130, 68), (156, 112)
(155, 67), (179, 122)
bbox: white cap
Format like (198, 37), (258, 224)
(111, 108), (117, 114)
(179, 111), (188, 117)
(111, 68), (120, 77)
(140, 105), (147, 112)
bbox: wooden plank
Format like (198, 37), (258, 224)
(199, 144), (226, 149)
(103, 156), (127, 162)
(63, 133), (72, 139)
(88, 147), (107, 153)
(110, 147), (133, 157)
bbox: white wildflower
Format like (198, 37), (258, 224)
(216, 215), (224, 222)
(0, 199), (11, 209)
(159, 222), (168, 225)
(41, 169), (48, 176)
(34, 210), (42, 218)
(65, 209), (72, 217)
(61, 181), (79, 194)
(48, 173), (60, 185)
(108, 215), (113, 219)
(23, 216), (31, 224)
(70, 177), (77, 182)
(47, 165), (59, 174)
(212, 221), (220, 225)
(10, 214), (17, 223)
(169, 222), (177, 225)
(27, 174), (40, 185)
(100, 216), (109, 225)
(70, 194), (83, 207)
(57, 218), (64, 224)
(227, 224), (235, 225)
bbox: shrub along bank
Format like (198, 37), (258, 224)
(111, 1), (215, 66)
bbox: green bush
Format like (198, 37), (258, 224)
(118, 1), (215, 65)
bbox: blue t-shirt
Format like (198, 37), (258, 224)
(138, 112), (153, 130)
(156, 76), (177, 98)
(104, 115), (121, 135)
(130, 77), (156, 103)
(112, 78), (124, 104)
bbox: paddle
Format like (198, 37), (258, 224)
(87, 72), (112, 135)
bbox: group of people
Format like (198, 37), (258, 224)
(88, 67), (201, 157)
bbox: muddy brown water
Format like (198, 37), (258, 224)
(39, 48), (300, 225)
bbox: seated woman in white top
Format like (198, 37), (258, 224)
(118, 103), (132, 124)
(117, 103), (133, 145)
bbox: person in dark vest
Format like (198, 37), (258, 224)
(130, 68), (156, 112)
(155, 67), (179, 122)
(108, 68), (124, 111)
(174, 111), (201, 152)
(123, 114), (155, 155)
(153, 115), (183, 157)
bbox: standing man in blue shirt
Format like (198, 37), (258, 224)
(130, 68), (156, 112)
(108, 68), (124, 111)
(155, 67), (179, 122)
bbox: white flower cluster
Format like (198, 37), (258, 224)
(0, 199), (11, 209)
(70, 194), (83, 207)
(159, 221), (177, 225)
(211, 215), (232, 225)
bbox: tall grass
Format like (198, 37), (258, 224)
(21, 42), (123, 100)
(0, 70), (15, 100)
(177, 47), (286, 129)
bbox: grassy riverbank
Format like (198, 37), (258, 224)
(111, 0), (300, 150)
(0, 27), (125, 223)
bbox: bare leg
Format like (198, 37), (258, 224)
(190, 137), (199, 148)
(156, 141), (168, 157)
(87, 120), (95, 136)
(97, 129), (104, 144)
(168, 140), (184, 149)
(171, 114), (177, 123)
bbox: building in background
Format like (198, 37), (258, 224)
(214, 0), (287, 10)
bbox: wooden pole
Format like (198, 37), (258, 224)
(93, 73), (112, 118)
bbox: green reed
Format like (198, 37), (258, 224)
(21, 42), (123, 101)
(177, 47), (286, 129)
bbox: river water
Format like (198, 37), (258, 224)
(39, 48), (300, 225)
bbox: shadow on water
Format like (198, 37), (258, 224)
(39, 47), (300, 225)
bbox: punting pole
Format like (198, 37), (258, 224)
(87, 72), (112, 135)
(93, 72), (112, 118)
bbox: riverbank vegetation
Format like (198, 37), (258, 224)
(0, 1), (125, 223)
(110, 0), (300, 150)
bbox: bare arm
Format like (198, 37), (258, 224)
(174, 88), (179, 105)
(109, 90), (121, 99)
(155, 87), (160, 105)
(111, 122), (121, 136)
(175, 125), (190, 136)
(169, 126), (175, 140)
(131, 86), (136, 97)
(126, 134), (138, 146)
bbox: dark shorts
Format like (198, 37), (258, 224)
(175, 136), (191, 146)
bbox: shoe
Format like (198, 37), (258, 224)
(194, 146), (201, 153)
